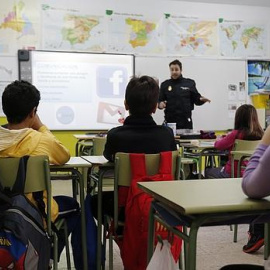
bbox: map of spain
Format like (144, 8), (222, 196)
(0, 0), (34, 36)
(62, 15), (99, 45)
(125, 18), (156, 48)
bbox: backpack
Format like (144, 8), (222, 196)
(0, 156), (51, 270)
(121, 152), (182, 270)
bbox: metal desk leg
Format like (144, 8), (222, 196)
(265, 223), (270, 260)
(75, 169), (88, 270)
(198, 153), (202, 179)
(97, 169), (107, 270)
(186, 222), (199, 270)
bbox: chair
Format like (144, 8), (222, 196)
(88, 137), (114, 193)
(231, 139), (261, 178)
(92, 137), (107, 155)
(230, 139), (261, 244)
(0, 156), (71, 270)
(104, 150), (181, 269)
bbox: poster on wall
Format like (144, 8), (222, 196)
(0, 0), (40, 55)
(41, 4), (105, 52)
(248, 60), (270, 95)
(219, 19), (268, 58)
(106, 10), (164, 55)
(164, 14), (218, 56)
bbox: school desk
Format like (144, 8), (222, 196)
(181, 140), (228, 178)
(138, 179), (270, 270)
(81, 155), (113, 270)
(50, 157), (92, 270)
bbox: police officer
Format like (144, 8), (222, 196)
(158, 59), (211, 129)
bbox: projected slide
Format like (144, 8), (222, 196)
(18, 50), (134, 130)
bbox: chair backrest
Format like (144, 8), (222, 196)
(113, 151), (181, 227)
(92, 137), (107, 155)
(0, 155), (52, 231)
(232, 139), (261, 161)
(115, 150), (180, 187)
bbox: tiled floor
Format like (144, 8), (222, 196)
(53, 180), (265, 269)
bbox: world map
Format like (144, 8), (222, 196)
(219, 22), (267, 57)
(107, 13), (163, 54)
(165, 18), (218, 56)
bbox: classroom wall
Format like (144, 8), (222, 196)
(1, 0), (270, 154)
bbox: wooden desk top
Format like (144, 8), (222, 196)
(50, 156), (92, 168)
(138, 179), (270, 215)
(81, 155), (110, 165)
(73, 134), (98, 140)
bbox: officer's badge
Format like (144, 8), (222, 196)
(168, 86), (172, 91)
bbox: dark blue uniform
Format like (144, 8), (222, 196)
(159, 75), (204, 129)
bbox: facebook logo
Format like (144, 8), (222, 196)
(96, 66), (128, 98)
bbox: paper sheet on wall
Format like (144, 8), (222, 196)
(228, 84), (237, 101)
(228, 103), (237, 118)
(238, 81), (246, 100)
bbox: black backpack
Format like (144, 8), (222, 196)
(0, 156), (51, 269)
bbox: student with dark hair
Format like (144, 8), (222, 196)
(0, 80), (82, 268)
(92, 75), (177, 220)
(103, 75), (177, 161)
(158, 59), (210, 129)
(205, 104), (263, 179)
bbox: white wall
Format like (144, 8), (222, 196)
(1, 0), (270, 129)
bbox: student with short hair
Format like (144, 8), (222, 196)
(92, 75), (177, 220)
(104, 75), (177, 161)
(0, 80), (82, 268)
(205, 104), (263, 178)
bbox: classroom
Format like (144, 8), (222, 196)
(1, 0), (270, 269)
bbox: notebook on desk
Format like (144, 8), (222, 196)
(199, 141), (215, 148)
(176, 129), (201, 139)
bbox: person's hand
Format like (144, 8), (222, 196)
(261, 126), (270, 145)
(31, 114), (43, 131)
(159, 101), (167, 109)
(200, 97), (211, 103)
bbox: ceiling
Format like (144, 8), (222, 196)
(170, 0), (270, 7)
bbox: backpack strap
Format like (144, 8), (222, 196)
(32, 191), (60, 236)
(158, 151), (173, 175)
(0, 190), (12, 204)
(11, 156), (30, 194)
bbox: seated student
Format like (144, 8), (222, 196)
(92, 75), (177, 219)
(241, 125), (270, 254)
(0, 80), (82, 268)
(219, 127), (270, 269)
(205, 104), (263, 178)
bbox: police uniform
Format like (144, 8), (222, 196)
(159, 75), (204, 129)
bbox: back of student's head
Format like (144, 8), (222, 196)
(125, 76), (159, 116)
(234, 104), (264, 140)
(2, 80), (40, 124)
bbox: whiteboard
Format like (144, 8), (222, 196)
(135, 57), (247, 130)
(18, 50), (134, 130)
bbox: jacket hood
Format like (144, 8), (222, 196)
(0, 127), (38, 155)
